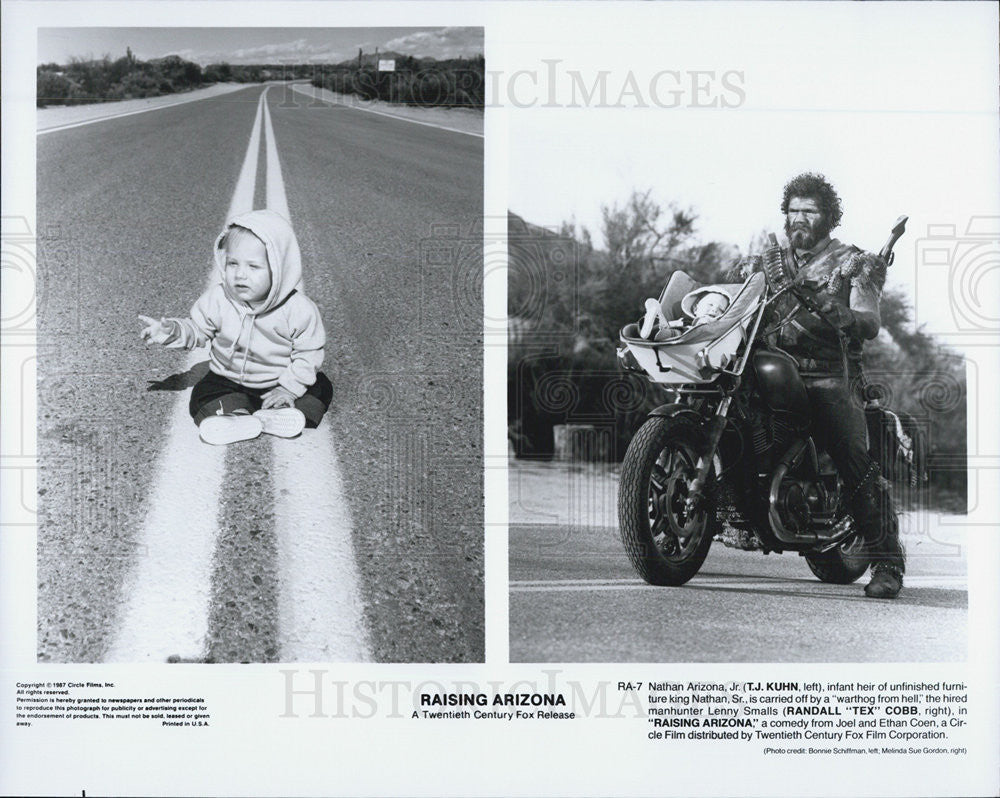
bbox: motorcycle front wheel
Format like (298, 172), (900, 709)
(804, 533), (870, 584)
(618, 416), (719, 586)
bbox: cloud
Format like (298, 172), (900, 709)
(146, 28), (482, 67)
(382, 27), (483, 59)
(164, 38), (348, 66)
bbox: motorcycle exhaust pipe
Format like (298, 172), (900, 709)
(767, 438), (818, 544)
(768, 438), (858, 547)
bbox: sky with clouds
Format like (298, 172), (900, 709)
(38, 27), (483, 66)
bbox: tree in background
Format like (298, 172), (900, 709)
(38, 48), (485, 108)
(862, 288), (966, 510)
(577, 190), (737, 350)
(602, 189), (696, 270)
(310, 54), (484, 109)
(202, 62), (231, 83)
(509, 189), (736, 459)
(37, 51), (206, 106)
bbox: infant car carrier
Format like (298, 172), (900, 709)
(619, 271), (766, 385)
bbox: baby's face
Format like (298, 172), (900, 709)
(224, 234), (271, 304)
(693, 292), (728, 320)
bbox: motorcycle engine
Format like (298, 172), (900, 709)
(776, 478), (826, 533)
(773, 452), (841, 535)
(750, 410), (797, 464)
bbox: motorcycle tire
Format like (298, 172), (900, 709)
(618, 416), (719, 586)
(804, 534), (870, 584)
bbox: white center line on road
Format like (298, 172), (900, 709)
(272, 436), (371, 660)
(261, 94), (290, 220)
(263, 87), (370, 660)
(227, 92), (266, 220)
(106, 90), (267, 663)
(105, 395), (226, 662)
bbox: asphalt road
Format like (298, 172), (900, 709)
(510, 519), (968, 662)
(36, 84), (483, 663)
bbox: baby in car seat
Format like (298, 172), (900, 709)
(639, 287), (732, 341)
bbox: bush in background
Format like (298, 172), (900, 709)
(508, 194), (738, 462)
(310, 55), (485, 109)
(38, 49), (485, 110)
(37, 49), (204, 107)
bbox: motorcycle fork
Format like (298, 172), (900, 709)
(685, 394), (733, 514)
(680, 300), (764, 514)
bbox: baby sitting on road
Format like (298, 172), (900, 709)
(139, 209), (332, 445)
(639, 286), (732, 341)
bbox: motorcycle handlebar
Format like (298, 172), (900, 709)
(763, 284), (848, 339)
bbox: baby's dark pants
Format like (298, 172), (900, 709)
(190, 371), (333, 428)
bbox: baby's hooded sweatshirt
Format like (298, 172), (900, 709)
(163, 209), (325, 397)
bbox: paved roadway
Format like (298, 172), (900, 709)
(36, 84), (483, 663)
(510, 517), (968, 662)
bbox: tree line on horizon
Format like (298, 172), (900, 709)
(39, 50), (202, 107)
(36, 49), (484, 109)
(310, 54), (485, 108)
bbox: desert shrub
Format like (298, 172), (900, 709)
(36, 51), (205, 107)
(203, 63), (232, 83)
(36, 70), (77, 107)
(309, 56), (484, 109)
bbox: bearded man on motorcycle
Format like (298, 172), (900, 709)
(732, 172), (906, 598)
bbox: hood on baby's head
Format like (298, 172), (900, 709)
(214, 209), (303, 314)
(680, 285), (736, 319)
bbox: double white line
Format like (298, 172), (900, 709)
(108, 87), (370, 662)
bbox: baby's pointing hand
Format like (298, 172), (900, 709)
(138, 314), (171, 345)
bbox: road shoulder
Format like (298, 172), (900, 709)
(288, 83), (483, 137)
(37, 82), (252, 132)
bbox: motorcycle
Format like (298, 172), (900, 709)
(615, 225), (908, 587)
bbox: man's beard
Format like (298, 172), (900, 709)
(785, 215), (832, 250)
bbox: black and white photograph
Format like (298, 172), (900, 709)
(506, 5), (989, 663)
(32, 26), (485, 663)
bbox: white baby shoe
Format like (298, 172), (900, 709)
(199, 412), (263, 445)
(253, 407), (306, 438)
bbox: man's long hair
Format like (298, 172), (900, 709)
(780, 172), (843, 231)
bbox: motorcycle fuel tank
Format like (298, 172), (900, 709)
(752, 349), (810, 422)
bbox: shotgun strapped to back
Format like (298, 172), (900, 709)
(879, 215), (909, 267)
(864, 215), (926, 488)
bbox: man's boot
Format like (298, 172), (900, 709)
(865, 563), (903, 599)
(850, 467), (905, 599)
